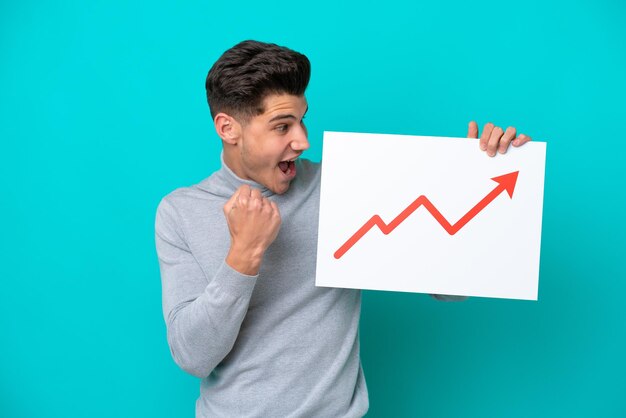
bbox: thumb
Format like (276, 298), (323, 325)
(223, 187), (243, 214)
(467, 121), (479, 139)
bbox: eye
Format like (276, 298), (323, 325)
(275, 124), (289, 133)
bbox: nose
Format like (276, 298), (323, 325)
(291, 124), (310, 152)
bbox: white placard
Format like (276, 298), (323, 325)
(315, 131), (546, 300)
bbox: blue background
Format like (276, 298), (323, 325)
(1, 1), (625, 417)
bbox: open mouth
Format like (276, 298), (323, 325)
(278, 159), (297, 177)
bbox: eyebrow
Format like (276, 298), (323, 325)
(268, 107), (309, 123)
(269, 114), (296, 123)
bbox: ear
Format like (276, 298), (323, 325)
(214, 113), (242, 145)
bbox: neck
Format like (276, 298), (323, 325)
(222, 146), (248, 180)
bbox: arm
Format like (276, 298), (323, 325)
(155, 197), (257, 378)
(155, 185), (280, 378)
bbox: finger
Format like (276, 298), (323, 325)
(487, 126), (504, 157)
(224, 187), (243, 213)
(512, 133), (532, 147)
(239, 185), (252, 197)
(250, 187), (262, 201)
(251, 189), (267, 213)
(497, 126), (517, 154)
(479, 122), (494, 151)
(270, 201), (281, 221)
(248, 193), (263, 211)
(261, 196), (272, 212)
(467, 121), (479, 139)
(269, 200), (281, 214)
(237, 188), (251, 207)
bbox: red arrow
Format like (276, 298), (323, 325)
(333, 171), (519, 260)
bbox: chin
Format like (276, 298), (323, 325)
(272, 184), (291, 195)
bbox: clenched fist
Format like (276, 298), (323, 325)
(223, 185), (281, 275)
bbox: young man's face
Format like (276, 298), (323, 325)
(225, 93), (309, 194)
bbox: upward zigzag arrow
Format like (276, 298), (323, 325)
(333, 171), (520, 260)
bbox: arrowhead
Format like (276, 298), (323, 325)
(491, 171), (519, 198)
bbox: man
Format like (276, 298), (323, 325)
(155, 40), (531, 417)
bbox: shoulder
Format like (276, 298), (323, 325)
(299, 158), (321, 170)
(297, 158), (321, 182)
(155, 175), (225, 229)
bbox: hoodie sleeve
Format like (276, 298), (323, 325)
(155, 197), (257, 378)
